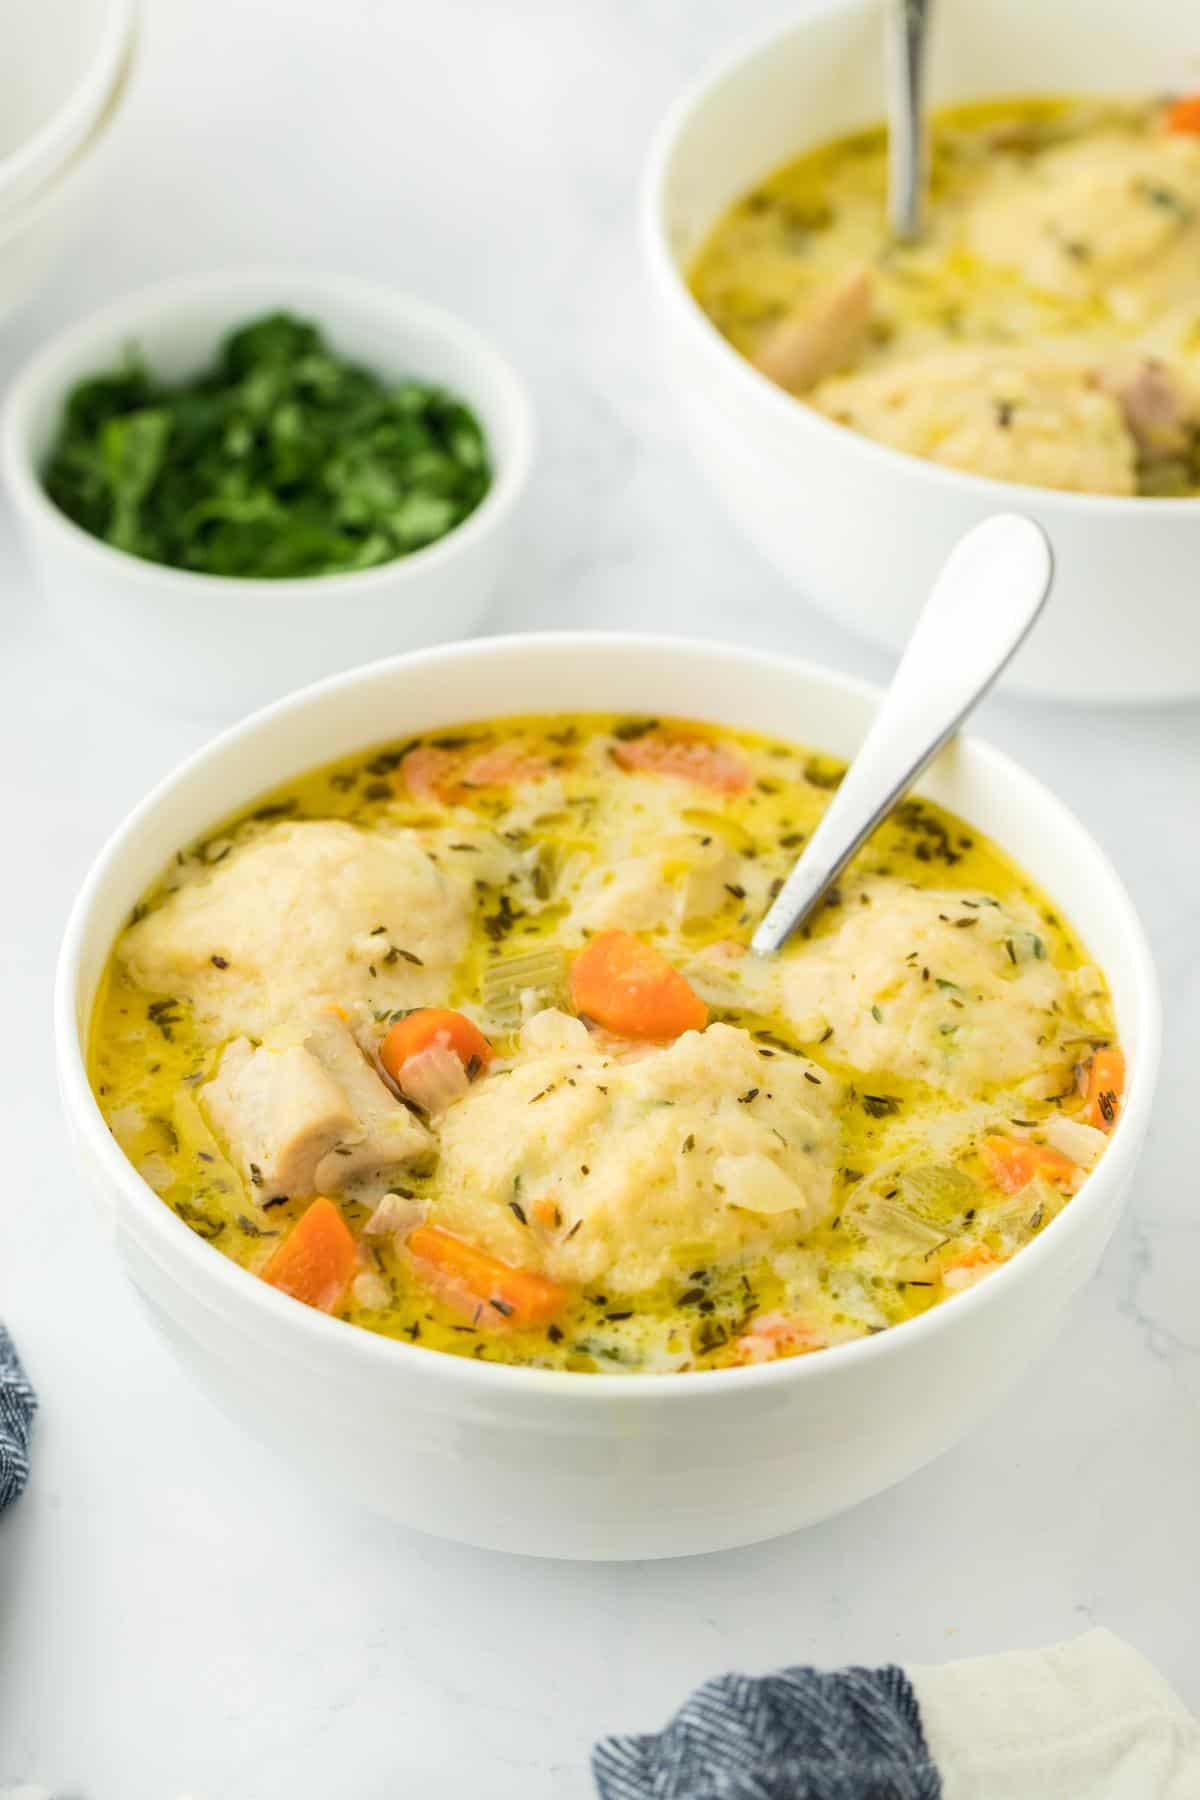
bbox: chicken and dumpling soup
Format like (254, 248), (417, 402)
(692, 94), (1200, 495)
(89, 715), (1125, 1374)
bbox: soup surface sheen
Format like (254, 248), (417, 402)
(90, 715), (1123, 1373)
(691, 95), (1200, 496)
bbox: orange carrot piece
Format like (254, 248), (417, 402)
(458, 742), (552, 788)
(261, 1197), (357, 1313)
(941, 1244), (998, 1273)
(1165, 94), (1200, 133)
(982, 1136), (1079, 1195)
(380, 1009), (493, 1084)
(400, 744), (460, 803)
(612, 733), (751, 794)
(733, 1313), (825, 1364)
(408, 1224), (566, 1328)
(938, 1243), (1001, 1284)
(1084, 1047), (1125, 1133)
(569, 930), (708, 1039)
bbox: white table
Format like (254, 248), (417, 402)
(1, 3), (1197, 1792)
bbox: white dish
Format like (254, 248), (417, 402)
(2, 272), (535, 716)
(0, 0), (135, 218)
(643, 0), (1200, 703)
(55, 634), (1161, 1559)
(0, 23), (134, 331)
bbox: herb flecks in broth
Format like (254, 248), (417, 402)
(89, 715), (1122, 1373)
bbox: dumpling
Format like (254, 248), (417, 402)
(780, 880), (1073, 1096)
(813, 347), (1136, 496)
(431, 1011), (841, 1293)
(121, 820), (469, 1039)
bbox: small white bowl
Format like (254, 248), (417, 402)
(644, 0), (1200, 704)
(2, 272), (535, 715)
(55, 634), (1160, 1559)
(0, 0), (135, 218)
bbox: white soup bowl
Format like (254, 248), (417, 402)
(56, 635), (1160, 1558)
(644, 0), (1200, 703)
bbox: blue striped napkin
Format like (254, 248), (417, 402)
(0, 1325), (36, 1512)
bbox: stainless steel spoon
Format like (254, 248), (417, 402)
(751, 514), (1054, 958)
(887, 0), (934, 241)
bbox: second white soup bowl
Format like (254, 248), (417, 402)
(56, 636), (1160, 1559)
(644, 0), (1200, 703)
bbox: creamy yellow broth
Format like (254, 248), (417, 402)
(89, 715), (1120, 1373)
(692, 95), (1200, 495)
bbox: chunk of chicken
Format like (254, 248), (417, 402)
(303, 1014), (430, 1188)
(205, 1039), (356, 1204)
(204, 1015), (428, 1204)
(753, 266), (874, 394)
(1093, 356), (1200, 457)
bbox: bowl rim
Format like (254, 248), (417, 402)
(0, 16), (138, 252)
(0, 0), (136, 205)
(641, 0), (1200, 518)
(0, 268), (536, 602)
(55, 631), (1163, 1402)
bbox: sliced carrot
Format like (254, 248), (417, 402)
(408, 1224), (566, 1328)
(261, 1197), (357, 1313)
(401, 744), (460, 803)
(938, 1244), (1001, 1291)
(570, 930), (708, 1039)
(941, 1244), (998, 1273)
(402, 740), (551, 802)
(733, 1313), (825, 1365)
(1164, 93), (1200, 134)
(612, 733), (751, 794)
(982, 1136), (1079, 1195)
(458, 742), (552, 788)
(380, 1009), (493, 1084)
(1084, 1047), (1125, 1133)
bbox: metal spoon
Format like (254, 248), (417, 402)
(751, 514), (1054, 958)
(887, 0), (934, 241)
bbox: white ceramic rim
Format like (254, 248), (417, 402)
(55, 633), (1163, 1402)
(0, 0), (136, 206)
(0, 18), (137, 252)
(641, 0), (1200, 517)
(0, 270), (536, 603)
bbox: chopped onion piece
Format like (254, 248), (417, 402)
(1041, 1113), (1107, 1170)
(716, 1152), (808, 1218)
(396, 1043), (470, 1113)
(365, 1191), (426, 1239)
(137, 1153), (174, 1194)
(519, 1007), (590, 1055)
(352, 1271), (391, 1310)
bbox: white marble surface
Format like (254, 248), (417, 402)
(1, 1), (1198, 1793)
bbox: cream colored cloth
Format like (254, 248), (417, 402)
(911, 1630), (1200, 1800)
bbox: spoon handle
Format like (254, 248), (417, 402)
(751, 514), (1054, 958)
(887, 0), (934, 241)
